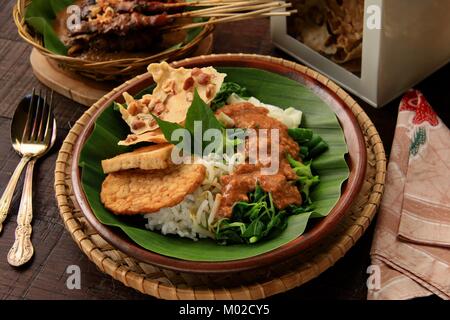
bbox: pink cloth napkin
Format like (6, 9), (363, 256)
(368, 90), (450, 300)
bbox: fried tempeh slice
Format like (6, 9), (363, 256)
(100, 164), (206, 215)
(101, 143), (173, 174)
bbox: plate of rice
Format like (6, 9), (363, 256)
(71, 54), (366, 273)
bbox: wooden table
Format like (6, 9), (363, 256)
(0, 2), (449, 300)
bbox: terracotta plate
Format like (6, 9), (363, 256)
(70, 55), (367, 274)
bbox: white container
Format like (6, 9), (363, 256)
(271, 0), (450, 107)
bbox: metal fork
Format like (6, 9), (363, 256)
(6, 89), (56, 267)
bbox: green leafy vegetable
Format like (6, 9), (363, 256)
(287, 154), (320, 204)
(216, 185), (288, 245)
(211, 82), (249, 110)
(151, 116), (185, 146)
(215, 184), (315, 245)
(25, 0), (74, 55)
(288, 129), (329, 160)
(305, 134), (329, 160)
(299, 146), (309, 158)
(288, 128), (313, 144)
(184, 89), (223, 133)
(152, 89), (224, 155)
(305, 134), (322, 149)
(309, 141), (329, 159)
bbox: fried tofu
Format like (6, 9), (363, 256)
(100, 164), (206, 215)
(101, 143), (173, 174)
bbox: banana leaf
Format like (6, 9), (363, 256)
(79, 67), (349, 261)
(25, 0), (74, 54)
(25, 0), (205, 56)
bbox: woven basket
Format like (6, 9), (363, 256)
(13, 0), (213, 81)
(54, 54), (386, 299)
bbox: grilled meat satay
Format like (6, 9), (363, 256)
(109, 0), (184, 14)
(61, 0), (186, 57)
(67, 30), (160, 55)
(69, 12), (171, 36)
(80, 0), (181, 19)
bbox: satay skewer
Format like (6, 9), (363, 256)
(164, 3), (292, 30)
(103, 0), (281, 13)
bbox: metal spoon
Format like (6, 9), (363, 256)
(0, 89), (56, 266)
(7, 89), (56, 266)
(0, 91), (38, 233)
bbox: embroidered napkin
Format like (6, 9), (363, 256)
(368, 90), (450, 300)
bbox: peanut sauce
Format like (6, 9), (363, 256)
(216, 103), (302, 217)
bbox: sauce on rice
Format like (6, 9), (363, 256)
(216, 103), (302, 217)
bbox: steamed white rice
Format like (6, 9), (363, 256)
(143, 153), (244, 240)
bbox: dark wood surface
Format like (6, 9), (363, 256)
(1, 3), (449, 300)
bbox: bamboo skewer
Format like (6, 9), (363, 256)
(108, 0), (287, 14)
(205, 10), (295, 17)
(128, 0), (288, 10)
(182, 0), (289, 16)
(166, 1), (292, 18)
(164, 3), (294, 31)
(104, 0), (295, 24)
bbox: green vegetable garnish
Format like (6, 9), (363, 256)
(288, 129), (329, 159)
(309, 141), (329, 159)
(211, 82), (249, 110)
(152, 89), (225, 155)
(287, 154), (320, 204)
(215, 185), (292, 245)
(288, 128), (313, 144)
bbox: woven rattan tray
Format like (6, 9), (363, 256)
(54, 54), (386, 299)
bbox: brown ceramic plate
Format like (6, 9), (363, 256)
(70, 54), (367, 274)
